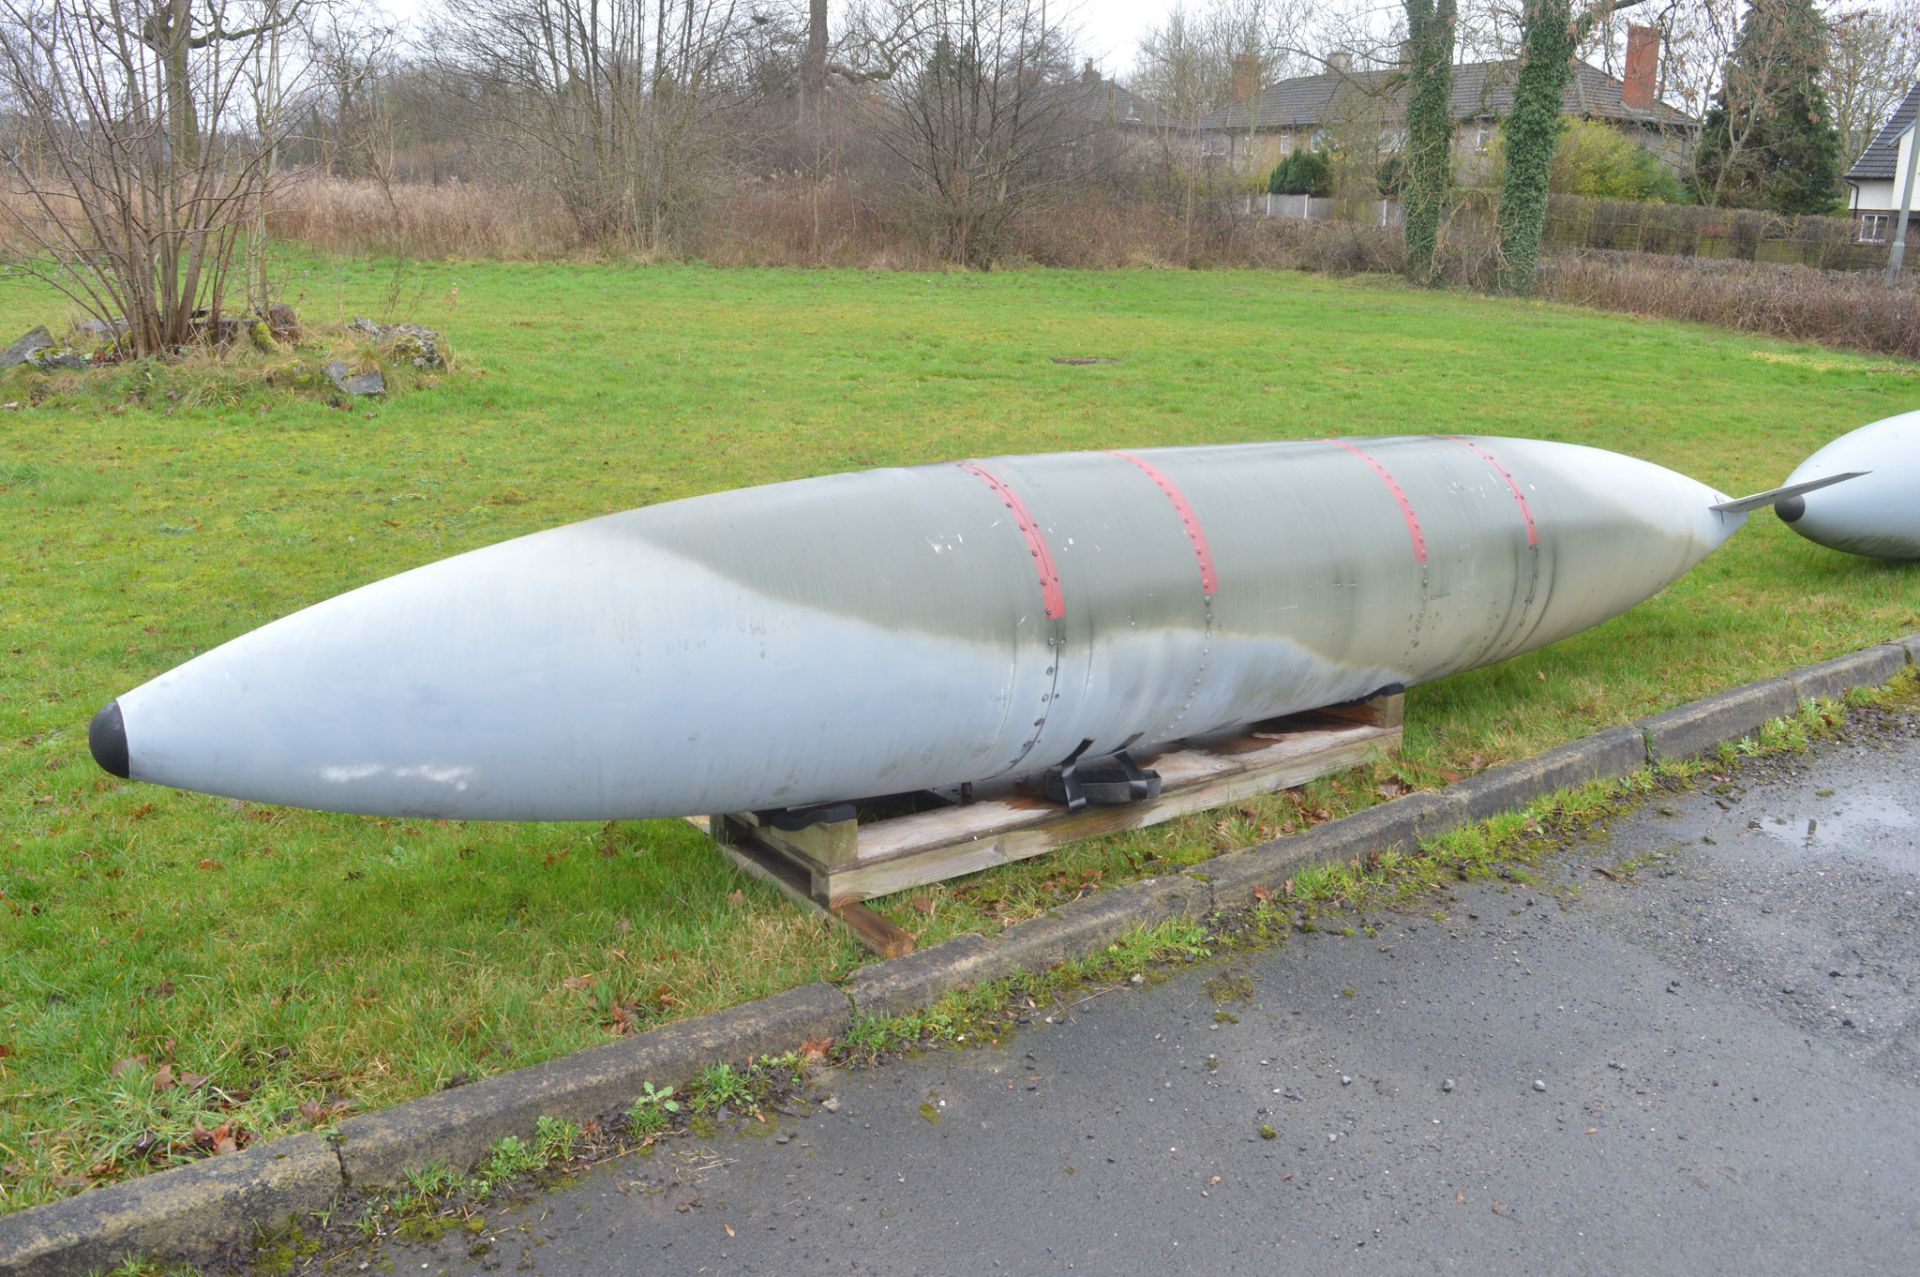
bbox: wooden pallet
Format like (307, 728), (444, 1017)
(698, 693), (1403, 956)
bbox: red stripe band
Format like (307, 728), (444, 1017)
(1447, 436), (1538, 547)
(1328, 439), (1428, 564)
(1110, 451), (1218, 594)
(955, 461), (1066, 620)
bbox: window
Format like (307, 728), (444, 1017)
(1860, 213), (1890, 243)
(1201, 133), (1229, 158)
(1473, 126), (1492, 153)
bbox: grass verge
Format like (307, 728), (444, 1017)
(2, 259), (1917, 1212)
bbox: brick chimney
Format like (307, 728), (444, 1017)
(1328, 51), (1353, 75)
(1231, 54), (1258, 105)
(1622, 24), (1660, 111)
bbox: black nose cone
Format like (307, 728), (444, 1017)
(89, 700), (130, 778)
(1775, 495), (1807, 525)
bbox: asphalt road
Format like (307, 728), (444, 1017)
(372, 702), (1920, 1276)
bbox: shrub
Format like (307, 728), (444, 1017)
(1485, 118), (1686, 205)
(1550, 119), (1688, 203)
(1268, 149), (1333, 197)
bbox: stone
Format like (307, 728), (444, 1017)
(1, 327), (53, 369)
(324, 359), (385, 397)
(265, 303), (300, 344)
(248, 318), (284, 355)
(347, 317), (443, 369)
(26, 348), (88, 371)
(72, 317), (129, 345)
(389, 324), (445, 369)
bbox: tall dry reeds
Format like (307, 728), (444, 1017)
(267, 172), (574, 259)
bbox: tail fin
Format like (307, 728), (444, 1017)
(1710, 471), (1868, 516)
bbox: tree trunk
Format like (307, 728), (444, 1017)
(801, 0), (827, 127)
(1403, 0), (1457, 284)
(1496, 0), (1575, 292)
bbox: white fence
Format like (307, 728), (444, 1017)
(1240, 194), (1403, 227)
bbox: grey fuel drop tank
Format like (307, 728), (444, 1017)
(90, 435), (1749, 820)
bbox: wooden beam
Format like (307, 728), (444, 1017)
(696, 699), (1404, 928)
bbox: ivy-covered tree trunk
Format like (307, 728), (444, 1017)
(1403, 0), (1458, 284)
(1496, 0), (1575, 292)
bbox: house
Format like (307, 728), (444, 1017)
(1064, 61), (1173, 131)
(1843, 82), (1919, 246)
(1194, 26), (1695, 177)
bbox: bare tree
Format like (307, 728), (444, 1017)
(300, 1), (399, 178)
(0, 0), (307, 354)
(432, 0), (758, 250)
(874, 0), (1087, 267)
(1825, 1), (1920, 166)
(1130, 0), (1314, 116)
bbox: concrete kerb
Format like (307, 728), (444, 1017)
(332, 981), (849, 1189)
(967, 873), (1214, 983)
(0, 1134), (339, 1277)
(1443, 727), (1650, 825)
(0, 984), (850, 1277)
(1785, 645), (1909, 705)
(1635, 677), (1800, 763)
(5, 633), (1916, 1277)
(1197, 793), (1451, 910)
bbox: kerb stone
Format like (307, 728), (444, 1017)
(334, 982), (848, 1189)
(977, 875), (1209, 980)
(1785, 647), (1909, 705)
(0, 1133), (339, 1277)
(1444, 727), (1649, 824)
(1198, 794), (1449, 908)
(846, 935), (995, 1019)
(1638, 679), (1799, 763)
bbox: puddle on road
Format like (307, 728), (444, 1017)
(1750, 787), (1919, 873)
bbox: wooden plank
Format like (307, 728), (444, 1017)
(1314, 690), (1406, 729)
(697, 699), (1404, 914)
(729, 809), (861, 871)
(816, 728), (1395, 902)
(829, 901), (916, 958)
(854, 721), (1397, 865)
(714, 831), (914, 957)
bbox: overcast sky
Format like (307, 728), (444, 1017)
(1055, 0), (1173, 71)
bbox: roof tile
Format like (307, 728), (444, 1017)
(1195, 59), (1694, 132)
(1846, 82), (1920, 183)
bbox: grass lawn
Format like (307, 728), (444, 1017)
(2, 258), (1916, 1212)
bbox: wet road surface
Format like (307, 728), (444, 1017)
(371, 703), (1920, 1276)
